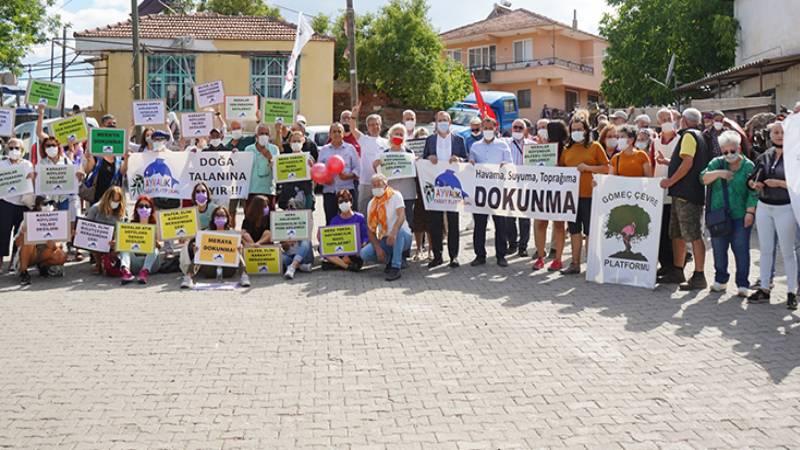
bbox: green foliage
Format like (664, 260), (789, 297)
(600, 0), (737, 106)
(0, 0), (59, 74)
(605, 204), (651, 242)
(164, 0), (196, 14)
(198, 0), (280, 17)
(310, 13), (331, 36)
(332, 11), (375, 81)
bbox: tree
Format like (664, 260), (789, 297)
(0, 0), (59, 74)
(310, 13), (331, 36)
(599, 0), (737, 106)
(331, 10), (375, 81)
(605, 204), (651, 257)
(198, 0), (280, 17)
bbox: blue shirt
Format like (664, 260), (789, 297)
(465, 134), (482, 151)
(469, 139), (513, 164)
(318, 142), (360, 194)
(244, 143), (280, 195)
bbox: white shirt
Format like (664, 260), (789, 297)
(368, 189), (411, 236)
(505, 137), (534, 165)
(358, 135), (388, 182)
(469, 139), (513, 164)
(435, 133), (453, 161)
(654, 132), (679, 204)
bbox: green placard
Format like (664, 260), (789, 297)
(26, 80), (63, 109)
(319, 224), (359, 256)
(274, 153), (310, 183)
(523, 143), (559, 167)
(89, 128), (127, 155)
(51, 114), (88, 145)
(262, 99), (295, 124)
(269, 210), (312, 241)
(380, 152), (416, 180)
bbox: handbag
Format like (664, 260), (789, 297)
(78, 161), (102, 203)
(705, 175), (733, 238)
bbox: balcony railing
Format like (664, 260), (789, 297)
(469, 57), (594, 75)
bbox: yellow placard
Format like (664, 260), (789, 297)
(244, 246), (282, 275)
(157, 207), (199, 240)
(115, 222), (156, 254)
(51, 114), (88, 145)
(195, 230), (241, 268)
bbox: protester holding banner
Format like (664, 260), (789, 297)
(411, 127), (432, 262)
(748, 122), (797, 310)
(323, 189), (368, 271)
(505, 119), (534, 257)
(318, 123), (360, 225)
(203, 127), (227, 152)
(469, 117), (513, 267)
(119, 196), (161, 285)
(280, 197), (314, 280)
(652, 108), (680, 277)
(85, 186), (126, 274)
(533, 120), (569, 271)
(0, 138), (34, 273)
(191, 182), (217, 230)
(244, 123), (280, 214)
(277, 130), (315, 210)
(533, 119), (549, 144)
(14, 197), (67, 285)
(180, 206), (250, 289)
(423, 111), (467, 268)
(350, 111), (387, 214)
(241, 195), (272, 247)
(558, 114), (609, 275)
(82, 148), (121, 205)
(374, 124), (416, 232)
(700, 131), (757, 297)
(609, 125), (652, 177)
(360, 174), (412, 281)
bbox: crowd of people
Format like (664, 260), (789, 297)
(1, 99), (798, 311)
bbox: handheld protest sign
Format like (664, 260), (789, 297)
(405, 138), (426, 158)
(132, 99), (167, 126)
(157, 207), (199, 240)
(24, 210), (70, 244)
(89, 127), (127, 156)
(180, 112), (214, 138)
(380, 152), (416, 180)
(319, 224), (360, 257)
(270, 209), (312, 241)
(73, 218), (115, 253)
(225, 96), (258, 121)
(35, 164), (78, 196)
(51, 114), (88, 145)
(194, 230), (241, 268)
(523, 143), (559, 167)
(262, 99), (295, 124)
(273, 152), (310, 183)
(244, 246), (282, 275)
(26, 79), (63, 110)
(115, 222), (156, 254)
(0, 107), (15, 137)
(0, 164), (34, 199)
(194, 80), (225, 109)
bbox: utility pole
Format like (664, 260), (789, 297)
(131, 0), (142, 137)
(50, 38), (55, 82)
(61, 26), (68, 117)
(346, 0), (358, 106)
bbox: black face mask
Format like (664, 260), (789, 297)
(343, 123), (351, 133)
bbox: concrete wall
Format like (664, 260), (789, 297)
(735, 0), (800, 64)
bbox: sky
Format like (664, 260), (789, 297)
(19, 0), (613, 109)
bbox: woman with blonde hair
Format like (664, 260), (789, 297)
(85, 185), (126, 274)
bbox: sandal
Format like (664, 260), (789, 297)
(560, 263), (581, 275)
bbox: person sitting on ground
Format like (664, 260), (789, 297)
(322, 189), (369, 271)
(119, 195), (161, 285)
(85, 186), (126, 274)
(241, 195), (273, 247)
(359, 174), (412, 281)
(280, 197), (314, 280)
(15, 197), (67, 286)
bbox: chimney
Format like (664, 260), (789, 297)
(572, 9), (578, 29)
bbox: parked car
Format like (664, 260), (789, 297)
(305, 125), (330, 148)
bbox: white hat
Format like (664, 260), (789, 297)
(296, 114), (307, 126)
(612, 110), (629, 120)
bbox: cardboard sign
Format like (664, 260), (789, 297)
(73, 218), (114, 253)
(26, 79), (63, 109)
(225, 96), (258, 121)
(0, 164), (33, 199)
(157, 207), (199, 240)
(405, 138), (426, 158)
(24, 210), (69, 244)
(89, 128), (127, 156)
(262, 99), (295, 124)
(379, 152), (416, 179)
(194, 80), (225, 109)
(319, 224), (360, 256)
(195, 230), (241, 268)
(180, 112), (214, 138)
(0, 107), (15, 137)
(132, 100), (166, 126)
(51, 114), (88, 145)
(273, 153), (310, 183)
(244, 246), (282, 275)
(523, 143), (559, 167)
(35, 164), (78, 196)
(270, 209), (312, 241)
(115, 222), (156, 254)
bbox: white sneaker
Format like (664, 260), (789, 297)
(737, 287), (750, 298)
(180, 275), (194, 289)
(284, 265), (296, 280)
(239, 273), (251, 287)
(710, 282), (727, 292)
(298, 263), (312, 273)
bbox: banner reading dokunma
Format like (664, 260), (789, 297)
(244, 246), (282, 275)
(51, 114), (88, 144)
(127, 151), (253, 200)
(415, 160), (579, 221)
(73, 218), (115, 253)
(35, 164), (78, 195)
(24, 211), (69, 244)
(115, 222), (156, 254)
(157, 207), (199, 240)
(273, 153), (310, 183)
(0, 164), (33, 199)
(319, 225), (359, 256)
(783, 114), (800, 225)
(195, 231), (241, 268)
(270, 210), (312, 241)
(585, 175), (663, 289)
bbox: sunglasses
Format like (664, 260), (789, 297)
(136, 204), (152, 209)
(512, 126), (525, 131)
(720, 150), (738, 156)
(7, 147), (20, 151)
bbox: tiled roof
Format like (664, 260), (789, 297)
(440, 8), (603, 42)
(74, 13), (333, 42)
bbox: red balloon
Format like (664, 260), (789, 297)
(326, 155), (345, 175)
(310, 163), (329, 184)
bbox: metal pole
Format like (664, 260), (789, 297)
(131, 0), (141, 102)
(346, 0), (358, 106)
(50, 38), (55, 81)
(61, 26), (67, 116)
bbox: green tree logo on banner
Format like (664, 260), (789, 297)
(605, 204), (651, 261)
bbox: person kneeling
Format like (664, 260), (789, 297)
(322, 189), (369, 272)
(360, 174), (412, 281)
(179, 206), (250, 288)
(15, 197), (67, 285)
(120, 196), (161, 285)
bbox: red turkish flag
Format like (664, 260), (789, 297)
(471, 72), (496, 121)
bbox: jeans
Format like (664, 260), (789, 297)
(506, 217), (530, 251)
(710, 218), (751, 288)
(360, 228), (412, 269)
(473, 214), (508, 260)
(282, 240), (313, 268)
(120, 250), (158, 273)
(428, 211), (460, 260)
(756, 202), (798, 293)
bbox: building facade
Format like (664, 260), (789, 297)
(74, 13), (335, 127)
(440, 4), (607, 119)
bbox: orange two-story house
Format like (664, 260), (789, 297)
(440, 4), (607, 119)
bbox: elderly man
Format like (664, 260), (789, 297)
(611, 110), (628, 126)
(360, 173), (412, 281)
(634, 114), (652, 130)
(464, 116), (483, 151)
(534, 118), (550, 143)
(349, 111), (388, 213)
(505, 118), (534, 257)
(225, 120), (255, 152)
(203, 128), (227, 151)
(659, 108), (710, 290)
(319, 122), (360, 225)
(338, 109), (361, 156)
(402, 109), (420, 139)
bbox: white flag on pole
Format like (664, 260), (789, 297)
(283, 12), (314, 98)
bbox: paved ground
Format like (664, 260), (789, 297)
(1, 207), (800, 449)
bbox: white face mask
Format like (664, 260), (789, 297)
(372, 187), (385, 198)
(209, 139), (222, 147)
(713, 121), (724, 131)
(154, 141), (167, 151)
(512, 131), (524, 141)
(257, 135), (270, 146)
(404, 120), (416, 131)
(290, 142), (303, 152)
(110, 201), (121, 209)
(571, 131), (585, 142)
(635, 140), (649, 150)
(338, 201), (352, 213)
(724, 152), (740, 163)
(436, 121), (450, 133)
(661, 122), (674, 133)
(605, 138), (618, 150)
(537, 129), (548, 140)
(45, 146), (59, 158)
(8, 149), (21, 161)
(145, 136), (154, 145)
(230, 130), (243, 140)
(483, 130), (495, 141)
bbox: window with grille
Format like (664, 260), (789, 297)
(250, 56), (298, 100)
(146, 55), (196, 112)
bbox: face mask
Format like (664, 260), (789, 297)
(195, 192), (208, 205)
(8, 149), (21, 161)
(724, 152), (740, 163)
(404, 120), (416, 131)
(661, 122), (674, 133)
(372, 187), (385, 198)
(470, 130), (482, 137)
(43, 204), (55, 213)
(483, 130), (495, 141)
(262, 206), (270, 217)
(145, 136), (153, 145)
(45, 146), (59, 158)
(210, 139), (222, 147)
(713, 122), (724, 131)
(110, 201), (121, 209)
(213, 216), (228, 228)
(571, 131), (585, 142)
(154, 141), (167, 151)
(512, 131), (524, 141)
(338, 201), (352, 213)
(258, 135), (270, 146)
(137, 206), (151, 219)
(605, 138), (618, 150)
(635, 140), (649, 150)
(342, 123), (351, 133)
(231, 130), (243, 140)
(537, 129), (548, 140)
(437, 121), (450, 133)
(290, 142), (303, 152)
(390, 136), (404, 146)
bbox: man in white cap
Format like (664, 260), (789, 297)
(464, 116), (483, 151)
(611, 110), (628, 126)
